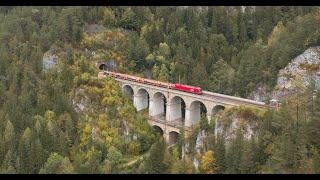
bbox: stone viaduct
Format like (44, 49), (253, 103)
(112, 77), (267, 145)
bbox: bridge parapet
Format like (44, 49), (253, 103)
(112, 75), (267, 144)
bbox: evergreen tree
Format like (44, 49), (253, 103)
(311, 146), (320, 174)
(18, 127), (32, 173)
(39, 153), (74, 174)
(214, 134), (226, 173)
(225, 129), (245, 174)
(158, 64), (170, 82)
(170, 156), (196, 174)
(144, 138), (168, 173)
(4, 120), (15, 153)
(106, 146), (122, 174)
(191, 62), (208, 88)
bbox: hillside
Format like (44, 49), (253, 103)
(0, 6), (320, 174)
(251, 46), (320, 102)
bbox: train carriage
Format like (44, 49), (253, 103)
(100, 71), (202, 95)
(173, 83), (202, 95)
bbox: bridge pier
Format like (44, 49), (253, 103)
(188, 105), (201, 126)
(148, 119), (181, 145)
(185, 108), (191, 127)
(166, 103), (171, 122)
(116, 78), (266, 146)
(163, 132), (170, 144)
(133, 94), (148, 111)
(207, 113), (212, 124)
(167, 97), (185, 123)
(150, 96), (165, 117)
(149, 98), (155, 116)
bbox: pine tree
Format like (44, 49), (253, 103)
(158, 64), (169, 82)
(170, 156), (196, 174)
(144, 138), (168, 173)
(307, 93), (320, 149)
(215, 134), (226, 173)
(208, 59), (235, 95)
(1, 150), (16, 173)
(18, 127), (32, 173)
(39, 153), (74, 174)
(4, 120), (15, 153)
(151, 64), (160, 79)
(225, 129), (245, 174)
(191, 62), (208, 88)
(311, 146), (320, 174)
(106, 146), (122, 174)
(240, 139), (257, 174)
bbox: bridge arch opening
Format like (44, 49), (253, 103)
(212, 105), (225, 129)
(152, 125), (164, 136)
(189, 100), (208, 126)
(169, 131), (180, 146)
(169, 96), (186, 126)
(135, 88), (150, 111)
(122, 85), (134, 101)
(212, 105), (225, 115)
(151, 92), (167, 119)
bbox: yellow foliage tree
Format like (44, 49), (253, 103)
(267, 21), (286, 46)
(199, 150), (217, 174)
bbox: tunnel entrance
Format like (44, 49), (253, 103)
(99, 63), (107, 70)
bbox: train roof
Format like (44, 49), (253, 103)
(174, 83), (201, 89)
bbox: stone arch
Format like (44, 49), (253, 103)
(212, 105), (226, 130)
(168, 96), (186, 125)
(152, 125), (164, 136)
(150, 92), (167, 118)
(212, 105), (225, 115)
(98, 63), (107, 70)
(122, 84), (134, 101)
(96, 61), (107, 70)
(188, 100), (208, 126)
(169, 131), (180, 146)
(134, 88), (150, 111)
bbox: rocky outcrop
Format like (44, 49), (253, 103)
(42, 53), (58, 70)
(250, 47), (320, 102)
(250, 85), (272, 102)
(275, 46), (320, 99)
(72, 88), (90, 113)
(277, 47), (320, 89)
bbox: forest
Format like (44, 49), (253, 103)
(0, 6), (320, 174)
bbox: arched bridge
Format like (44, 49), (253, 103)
(107, 74), (267, 145)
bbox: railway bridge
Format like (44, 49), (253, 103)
(110, 76), (267, 145)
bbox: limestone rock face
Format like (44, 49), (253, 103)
(250, 85), (272, 102)
(43, 53), (58, 70)
(72, 88), (89, 113)
(277, 46), (320, 91)
(250, 47), (320, 102)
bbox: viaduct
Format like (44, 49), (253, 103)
(110, 75), (267, 145)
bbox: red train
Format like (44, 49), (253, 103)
(98, 71), (203, 95)
(172, 83), (202, 94)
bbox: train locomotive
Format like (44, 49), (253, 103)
(98, 71), (203, 95)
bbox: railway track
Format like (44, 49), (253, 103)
(99, 71), (271, 109)
(201, 91), (268, 109)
